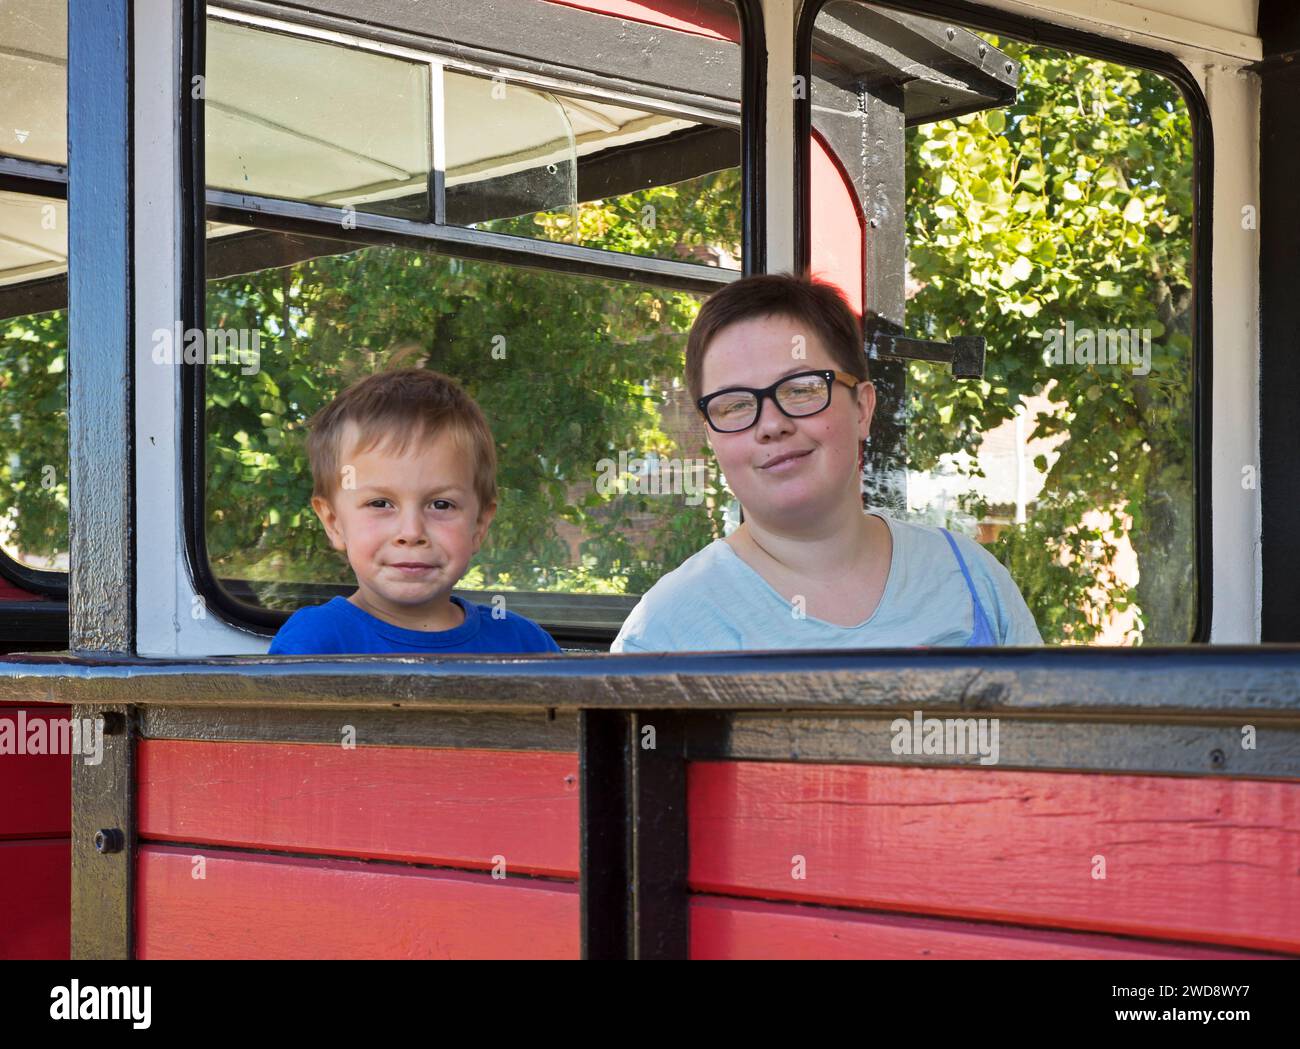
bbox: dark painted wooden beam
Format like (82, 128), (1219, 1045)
(98, 702), (1300, 779)
(4, 648), (1300, 717)
(579, 709), (629, 959)
(684, 711), (1300, 780)
(70, 704), (135, 959)
(140, 704), (579, 750)
(628, 711), (690, 959)
(1258, 0), (1300, 640)
(809, 78), (911, 514)
(579, 710), (694, 959)
(66, 0), (137, 965)
(67, 0), (133, 655)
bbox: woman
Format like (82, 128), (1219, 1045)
(610, 274), (1042, 652)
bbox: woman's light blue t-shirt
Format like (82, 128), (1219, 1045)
(610, 512), (1042, 652)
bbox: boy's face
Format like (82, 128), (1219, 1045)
(311, 421), (495, 630)
(700, 313), (874, 531)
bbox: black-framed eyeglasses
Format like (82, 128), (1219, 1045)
(696, 369), (861, 433)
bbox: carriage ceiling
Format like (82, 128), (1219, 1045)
(0, 0), (1264, 295)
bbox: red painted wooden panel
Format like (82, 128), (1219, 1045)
(688, 762), (1300, 953)
(690, 896), (1284, 960)
(810, 128), (864, 316)
(138, 740), (579, 876)
(0, 708), (71, 838)
(137, 845), (578, 959)
(547, 1), (739, 41)
(0, 839), (70, 959)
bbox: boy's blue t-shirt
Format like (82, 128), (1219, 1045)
(268, 594), (562, 655)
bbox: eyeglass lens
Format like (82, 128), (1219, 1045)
(708, 373), (830, 430)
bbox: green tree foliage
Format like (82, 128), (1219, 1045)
(0, 309), (68, 564)
(903, 37), (1194, 642)
(202, 169), (740, 605)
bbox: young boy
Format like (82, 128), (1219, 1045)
(269, 367), (562, 655)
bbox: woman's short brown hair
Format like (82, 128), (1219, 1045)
(307, 367), (497, 515)
(685, 273), (868, 404)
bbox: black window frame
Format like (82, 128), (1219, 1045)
(795, 0), (1214, 644)
(182, 0), (768, 645)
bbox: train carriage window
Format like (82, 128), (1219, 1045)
(205, 18), (433, 219)
(808, 1), (1198, 645)
(0, 0), (70, 595)
(442, 69), (742, 268)
(196, 1), (743, 640)
(0, 192), (68, 581)
(204, 235), (722, 627)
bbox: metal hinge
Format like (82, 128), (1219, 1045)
(867, 333), (986, 379)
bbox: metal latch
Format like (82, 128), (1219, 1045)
(867, 333), (986, 379)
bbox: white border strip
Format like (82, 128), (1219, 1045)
(135, 0), (267, 655)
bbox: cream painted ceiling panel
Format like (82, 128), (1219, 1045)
(205, 18), (431, 206)
(0, 0), (66, 165)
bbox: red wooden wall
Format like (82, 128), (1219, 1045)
(6, 0), (1295, 964)
(686, 761), (1298, 959)
(135, 740), (581, 959)
(0, 704), (71, 959)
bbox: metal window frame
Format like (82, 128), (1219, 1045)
(182, 0), (768, 640)
(795, 0), (1215, 644)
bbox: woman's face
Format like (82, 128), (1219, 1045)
(700, 313), (874, 531)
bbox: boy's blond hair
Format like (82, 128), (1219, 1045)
(306, 367), (498, 515)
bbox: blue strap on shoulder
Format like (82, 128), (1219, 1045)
(940, 528), (997, 646)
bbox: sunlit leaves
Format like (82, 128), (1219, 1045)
(904, 35), (1194, 642)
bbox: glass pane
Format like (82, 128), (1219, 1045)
(203, 229), (726, 627)
(0, 0), (67, 165)
(445, 70), (741, 268)
(812, 1), (1196, 645)
(443, 70), (579, 229)
(0, 191), (68, 572)
(205, 17), (432, 219)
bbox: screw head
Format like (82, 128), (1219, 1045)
(94, 828), (125, 854)
(978, 44), (988, 58)
(1209, 748), (1227, 770)
(945, 27), (955, 41)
